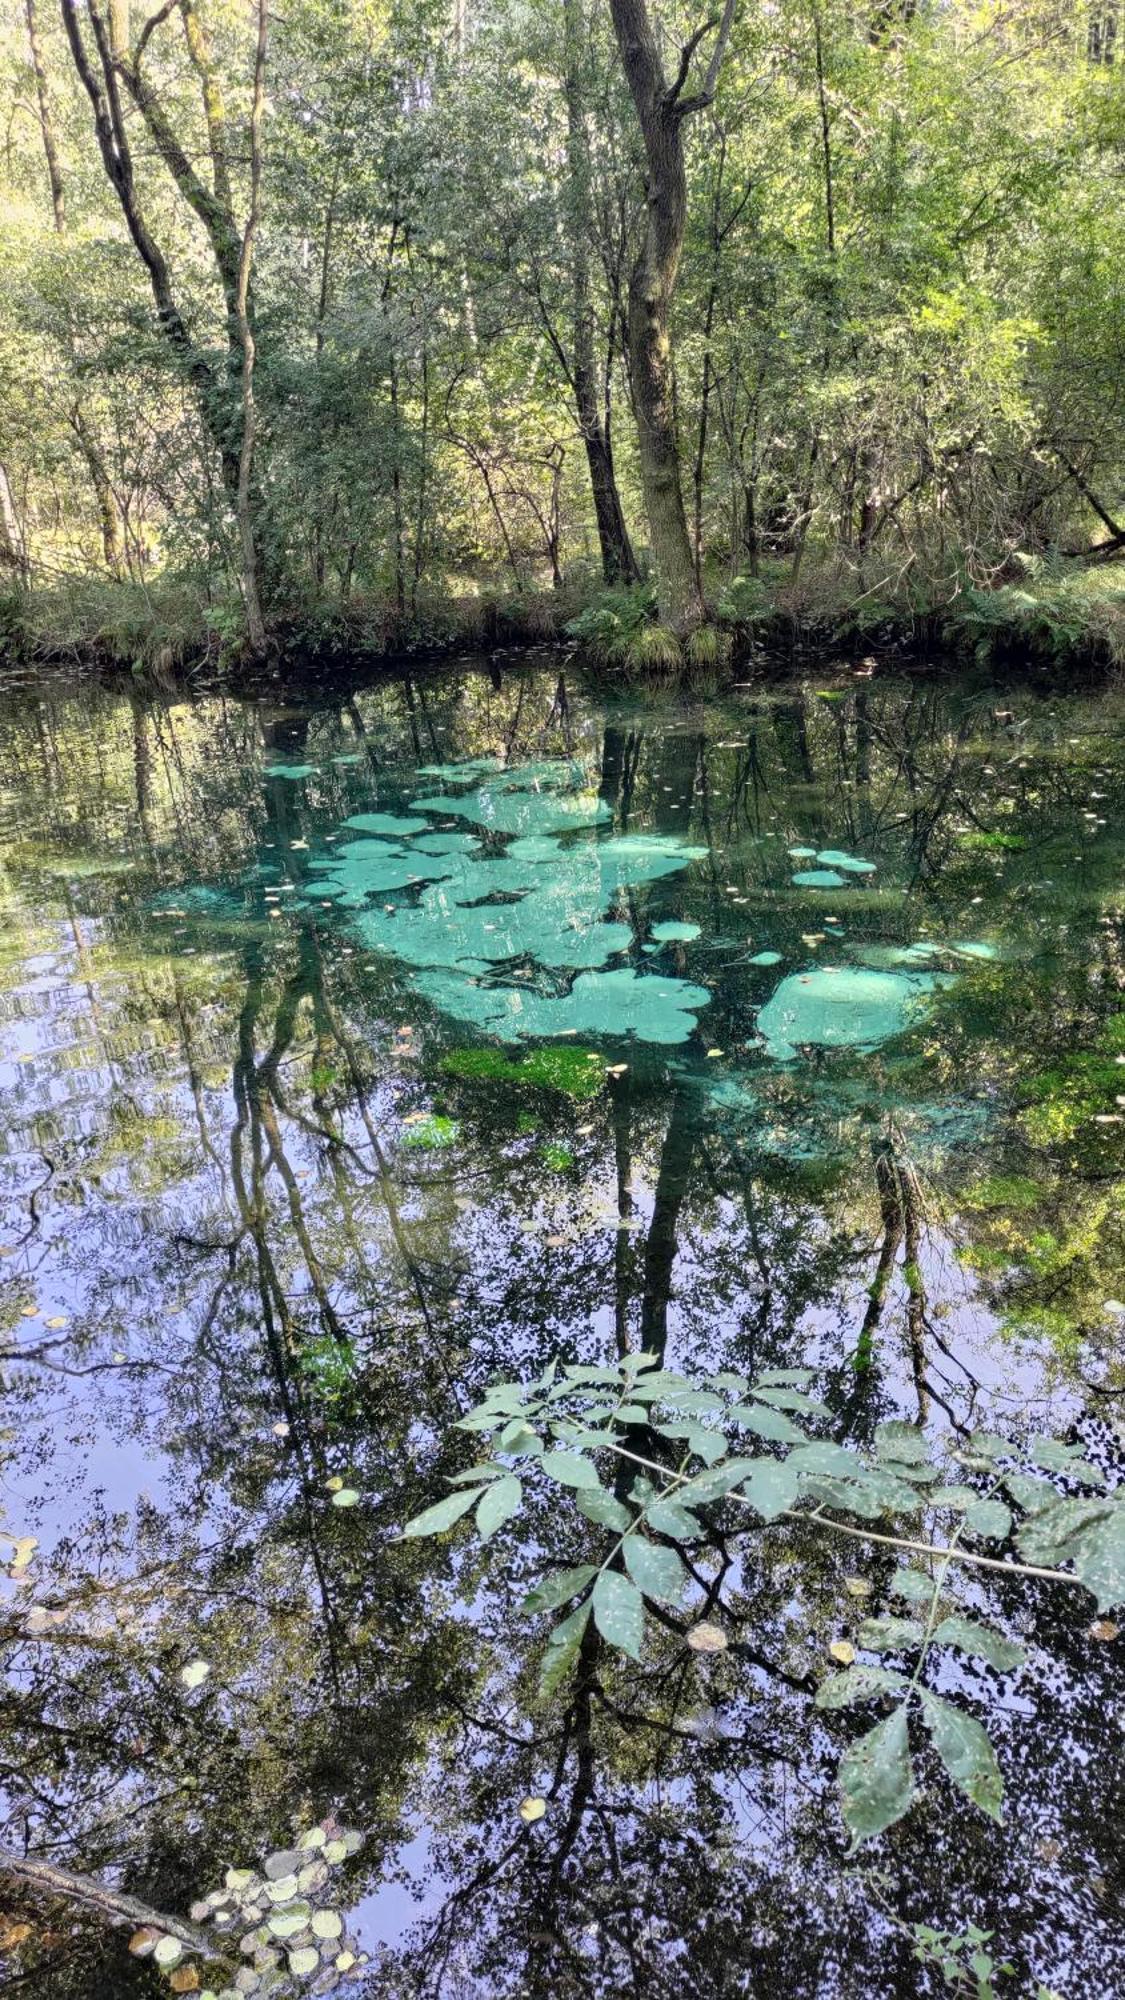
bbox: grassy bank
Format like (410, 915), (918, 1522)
(2, 556), (1123, 687)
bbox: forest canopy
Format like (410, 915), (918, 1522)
(0, 0), (1123, 660)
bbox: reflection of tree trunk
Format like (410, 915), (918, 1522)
(853, 1137), (927, 1414)
(853, 1138), (902, 1373)
(612, 1085), (633, 1358)
(639, 1087), (696, 1360)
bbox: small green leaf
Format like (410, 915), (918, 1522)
(729, 1402), (806, 1444)
(445, 1463), (503, 1487)
(624, 1536), (687, 1603)
(889, 1568), (935, 1604)
(399, 1488), (478, 1539)
(540, 1451), (600, 1489)
(929, 1485), (978, 1508)
(919, 1690), (1003, 1821)
(331, 1487), (360, 1509)
(654, 1420), (728, 1465)
(755, 1367), (815, 1388)
(787, 1442), (870, 1480)
(592, 1569), (645, 1659)
(645, 1498), (703, 1539)
(475, 1474), (523, 1542)
(1004, 1472), (1063, 1515)
(964, 1499), (1013, 1541)
(815, 1665), (909, 1709)
(752, 1385), (831, 1418)
(522, 1564), (598, 1614)
(736, 1459), (801, 1521)
(930, 1615), (1025, 1673)
(1029, 1437), (1105, 1485)
(873, 1422), (930, 1463)
(575, 1487), (633, 1532)
(839, 1704), (915, 1844)
(539, 1601), (592, 1696)
(857, 1616), (926, 1653)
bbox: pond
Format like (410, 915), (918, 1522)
(1, 654), (1124, 1998)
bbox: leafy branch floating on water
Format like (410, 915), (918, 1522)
(400, 1351), (1123, 1847)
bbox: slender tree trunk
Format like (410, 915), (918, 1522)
(25, 0), (65, 230)
(607, 0), (734, 629)
(561, 0), (638, 584)
(235, 0), (268, 652)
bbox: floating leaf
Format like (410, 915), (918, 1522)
(623, 1536), (687, 1603)
(180, 1659), (210, 1690)
(288, 1947), (320, 1976)
(931, 1616), (1025, 1672)
(153, 1937), (184, 1968)
(920, 1690), (1003, 1821)
(475, 1474), (523, 1542)
(592, 1569), (645, 1659)
(815, 1666), (909, 1709)
(399, 1489), (478, 1539)
(297, 1828), (326, 1851)
(331, 1487), (360, 1509)
(829, 1640), (856, 1664)
(311, 1910), (342, 1939)
(686, 1621), (727, 1653)
(518, 1796), (547, 1824)
(128, 1928), (160, 1957)
(839, 1704), (915, 1843)
(843, 1577), (873, 1598)
(539, 1601), (591, 1696)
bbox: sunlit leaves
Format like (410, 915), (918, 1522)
(592, 1570), (645, 1659)
(539, 1601), (591, 1696)
(646, 1497), (703, 1539)
(734, 1458), (800, 1521)
(857, 1616), (927, 1652)
(931, 1616), (1025, 1672)
(815, 1665), (909, 1709)
(839, 1705), (916, 1844)
(920, 1691), (1004, 1821)
(964, 1498), (1013, 1540)
(399, 1489), (478, 1538)
(623, 1536), (686, 1603)
(475, 1474), (523, 1541)
(575, 1487), (632, 1531)
(539, 1450), (600, 1489)
(1018, 1497), (1125, 1610)
(521, 1565), (598, 1614)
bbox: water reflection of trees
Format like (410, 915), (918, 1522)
(1, 666), (1125, 1993)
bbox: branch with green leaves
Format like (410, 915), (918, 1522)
(399, 1352), (1123, 1845)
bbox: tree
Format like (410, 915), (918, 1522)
(607, 0), (735, 628)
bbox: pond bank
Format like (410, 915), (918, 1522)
(2, 561), (1123, 692)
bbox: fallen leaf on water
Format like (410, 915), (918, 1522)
(829, 1640), (856, 1664)
(843, 1577), (873, 1599)
(169, 1968), (200, 1993)
(519, 1796), (547, 1824)
(325, 1476), (344, 1492)
(1089, 1620), (1119, 1642)
(128, 1928), (160, 1957)
(180, 1659), (210, 1690)
(687, 1622), (728, 1653)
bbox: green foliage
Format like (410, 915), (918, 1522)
(398, 1352), (1125, 1847)
(439, 1044), (604, 1100)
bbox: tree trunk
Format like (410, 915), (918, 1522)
(608, 0), (732, 629)
(25, 0), (66, 230)
(562, 0), (638, 585)
(235, 0), (268, 652)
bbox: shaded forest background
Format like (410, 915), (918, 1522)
(1, 0), (1123, 663)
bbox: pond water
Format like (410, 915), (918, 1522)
(1, 655), (1124, 1997)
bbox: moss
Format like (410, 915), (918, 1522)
(400, 1113), (460, 1151)
(540, 1142), (575, 1172)
(439, 1044), (604, 1100)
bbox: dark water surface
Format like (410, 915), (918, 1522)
(2, 656), (1124, 1996)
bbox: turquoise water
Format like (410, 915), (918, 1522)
(1, 657), (1124, 1997)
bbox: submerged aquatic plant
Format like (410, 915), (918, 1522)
(439, 1045), (605, 1099)
(400, 1352), (1125, 1850)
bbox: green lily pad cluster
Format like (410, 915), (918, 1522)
(755, 965), (944, 1059)
(400, 1353), (1125, 1848)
